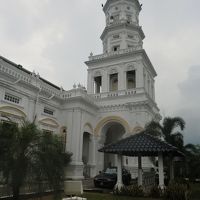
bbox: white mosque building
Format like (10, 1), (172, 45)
(0, 0), (161, 180)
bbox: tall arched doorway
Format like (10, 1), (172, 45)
(82, 132), (92, 178)
(101, 122), (126, 169)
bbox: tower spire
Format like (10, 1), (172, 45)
(101, 0), (144, 53)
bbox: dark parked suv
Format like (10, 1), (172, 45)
(94, 167), (131, 188)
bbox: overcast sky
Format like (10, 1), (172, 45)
(0, 0), (200, 144)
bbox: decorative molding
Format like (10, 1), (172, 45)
(94, 115), (131, 135)
(93, 70), (102, 77)
(0, 105), (26, 118)
(99, 104), (127, 113)
(83, 123), (94, 134)
(87, 47), (142, 64)
(103, 0), (141, 13)
(38, 117), (59, 128)
(126, 63), (137, 71)
(109, 68), (118, 74)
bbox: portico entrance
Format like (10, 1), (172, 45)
(102, 122), (126, 169)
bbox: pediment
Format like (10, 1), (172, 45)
(0, 105), (26, 118)
(38, 118), (59, 128)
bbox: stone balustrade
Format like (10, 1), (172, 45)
(63, 88), (86, 100)
(92, 87), (144, 99)
(88, 46), (142, 61)
(0, 58), (145, 103)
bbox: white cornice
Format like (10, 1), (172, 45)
(85, 49), (157, 77)
(98, 99), (158, 114)
(101, 23), (145, 40)
(64, 95), (99, 110)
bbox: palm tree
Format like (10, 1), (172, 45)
(0, 120), (71, 200)
(145, 117), (185, 150)
(145, 117), (186, 180)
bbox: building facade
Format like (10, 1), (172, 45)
(0, 0), (160, 180)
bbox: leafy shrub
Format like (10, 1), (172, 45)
(130, 185), (145, 197)
(113, 186), (128, 196)
(149, 185), (162, 198)
(164, 181), (191, 200)
(113, 185), (144, 197)
(173, 178), (190, 189)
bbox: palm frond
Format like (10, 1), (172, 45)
(145, 120), (163, 137)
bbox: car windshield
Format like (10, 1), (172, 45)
(104, 168), (117, 174)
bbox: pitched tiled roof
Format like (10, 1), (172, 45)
(99, 131), (184, 157)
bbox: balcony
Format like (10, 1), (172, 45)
(91, 87), (145, 99)
(88, 46), (142, 62)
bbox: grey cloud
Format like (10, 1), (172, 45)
(0, 0), (200, 143)
(177, 66), (200, 144)
(0, 0), (40, 43)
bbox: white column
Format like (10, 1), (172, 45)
(170, 157), (174, 181)
(64, 109), (84, 180)
(121, 32), (127, 49)
(136, 65), (144, 88)
(118, 69), (126, 91)
(152, 82), (155, 100)
(107, 37), (111, 53)
(138, 156), (143, 186)
(115, 154), (124, 189)
(158, 153), (164, 189)
(88, 135), (97, 177)
(87, 71), (93, 94)
(102, 71), (108, 93)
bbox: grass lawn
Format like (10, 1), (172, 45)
(190, 183), (200, 200)
(83, 183), (200, 200)
(27, 183), (200, 200)
(83, 192), (160, 200)
(28, 193), (160, 200)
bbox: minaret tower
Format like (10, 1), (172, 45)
(84, 0), (160, 177)
(85, 0), (160, 124)
(102, 0), (143, 53)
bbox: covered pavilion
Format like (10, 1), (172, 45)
(99, 131), (184, 189)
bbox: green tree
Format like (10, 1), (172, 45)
(0, 120), (71, 200)
(184, 144), (200, 180)
(145, 117), (185, 150)
(145, 117), (186, 179)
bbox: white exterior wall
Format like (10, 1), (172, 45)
(0, 0), (161, 180)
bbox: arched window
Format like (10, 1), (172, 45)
(110, 73), (118, 91)
(126, 70), (136, 89)
(94, 76), (102, 94)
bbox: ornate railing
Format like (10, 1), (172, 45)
(92, 88), (144, 99)
(143, 171), (156, 192)
(88, 46), (142, 61)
